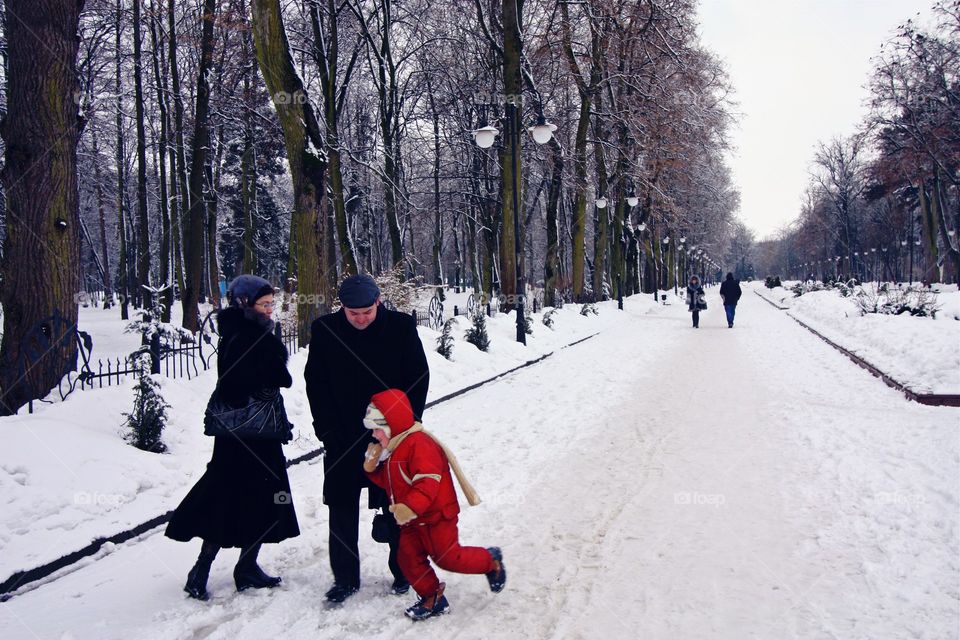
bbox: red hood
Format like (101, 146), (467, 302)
(370, 389), (416, 435)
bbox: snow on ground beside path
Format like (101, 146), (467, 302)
(789, 289), (960, 394)
(752, 282), (960, 394)
(0, 292), (956, 639)
(0, 299), (647, 582)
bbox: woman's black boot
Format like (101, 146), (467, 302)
(234, 543), (282, 591)
(184, 540), (220, 600)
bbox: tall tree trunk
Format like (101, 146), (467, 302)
(544, 138), (563, 307)
(499, 0), (522, 311)
(313, 0), (359, 276)
(0, 0), (85, 415)
(180, 0), (217, 332)
(918, 176), (939, 284)
(252, 0), (330, 345)
(591, 94), (608, 300)
(115, 0), (129, 319)
(240, 10), (258, 274)
(149, 0), (173, 321)
(206, 125), (225, 307)
(240, 131), (257, 273)
(168, 0), (189, 308)
(90, 130), (113, 309)
(428, 77), (443, 289)
(133, 0), (150, 302)
(570, 97), (589, 302)
(350, 0), (403, 270)
(931, 167), (960, 284)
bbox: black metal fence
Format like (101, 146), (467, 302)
(410, 291), (544, 331)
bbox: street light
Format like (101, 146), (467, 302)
(527, 116), (557, 145)
(626, 194), (639, 207)
(472, 105), (555, 345)
(595, 196), (607, 209)
(472, 125), (499, 149)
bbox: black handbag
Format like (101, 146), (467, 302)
(371, 510), (395, 543)
(203, 387), (293, 441)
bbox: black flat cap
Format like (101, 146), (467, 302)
(338, 274), (380, 308)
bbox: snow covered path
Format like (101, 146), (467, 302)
(1, 293), (957, 639)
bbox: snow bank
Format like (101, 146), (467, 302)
(749, 283), (960, 394)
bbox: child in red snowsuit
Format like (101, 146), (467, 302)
(362, 388), (505, 621)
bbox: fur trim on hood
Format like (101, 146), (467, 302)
(216, 305), (275, 336)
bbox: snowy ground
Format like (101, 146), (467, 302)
(754, 283), (960, 395)
(1, 290), (958, 639)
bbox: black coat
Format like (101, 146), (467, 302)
(719, 278), (743, 306)
(686, 284), (706, 311)
(165, 306), (300, 548)
(304, 305), (429, 506)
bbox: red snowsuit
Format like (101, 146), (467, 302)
(365, 389), (494, 597)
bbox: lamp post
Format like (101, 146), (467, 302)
(899, 239), (907, 283)
(472, 103), (555, 344)
(625, 195), (639, 299)
(637, 222), (655, 301)
(663, 235), (672, 296)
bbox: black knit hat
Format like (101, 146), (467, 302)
(227, 274), (274, 308)
(338, 274), (380, 308)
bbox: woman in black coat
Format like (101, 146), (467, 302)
(165, 275), (300, 600)
(685, 275), (706, 328)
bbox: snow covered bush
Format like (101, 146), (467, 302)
(523, 310), (534, 335)
(854, 285), (941, 318)
(367, 264), (423, 311)
(580, 303), (598, 316)
(791, 281), (825, 297)
(123, 354), (169, 453)
(125, 285), (194, 348)
(464, 310), (490, 352)
(765, 276), (782, 289)
(436, 318), (456, 359)
(542, 309), (557, 329)
(834, 279), (858, 297)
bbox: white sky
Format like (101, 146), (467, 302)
(697, 0), (936, 240)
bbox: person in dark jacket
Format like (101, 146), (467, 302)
(685, 275), (706, 328)
(719, 272), (743, 328)
(304, 274), (430, 604)
(165, 275), (300, 601)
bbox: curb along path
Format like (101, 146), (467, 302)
(754, 290), (960, 408)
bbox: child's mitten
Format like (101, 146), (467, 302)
(363, 443), (383, 473)
(389, 503), (418, 525)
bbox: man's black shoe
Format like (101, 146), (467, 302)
(325, 583), (359, 603)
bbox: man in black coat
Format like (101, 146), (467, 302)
(304, 274), (430, 604)
(719, 272), (743, 328)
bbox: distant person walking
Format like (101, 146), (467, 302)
(686, 275), (706, 328)
(719, 272), (743, 328)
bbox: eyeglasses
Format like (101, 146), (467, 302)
(255, 301), (275, 309)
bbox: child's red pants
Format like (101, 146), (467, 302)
(398, 516), (495, 597)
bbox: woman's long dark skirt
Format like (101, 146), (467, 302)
(165, 436), (300, 548)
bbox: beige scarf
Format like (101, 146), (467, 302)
(387, 422), (481, 506)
